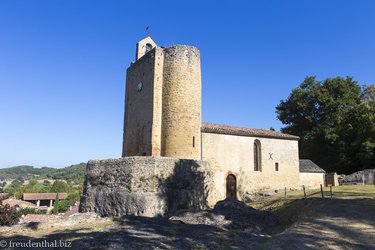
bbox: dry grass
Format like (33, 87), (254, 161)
(249, 185), (375, 235)
(251, 185), (375, 211)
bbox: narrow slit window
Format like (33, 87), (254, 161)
(193, 136), (195, 148)
(254, 139), (262, 171)
(275, 162), (279, 171)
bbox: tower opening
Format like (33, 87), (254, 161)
(145, 43), (153, 53)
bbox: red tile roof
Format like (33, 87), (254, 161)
(201, 122), (299, 140)
(23, 193), (68, 201)
(2, 198), (39, 208)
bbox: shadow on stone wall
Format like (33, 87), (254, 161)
(160, 159), (210, 216)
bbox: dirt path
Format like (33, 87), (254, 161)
(262, 198), (375, 249)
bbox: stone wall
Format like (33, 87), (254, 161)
(299, 172), (325, 189)
(201, 132), (300, 205)
(79, 156), (212, 217)
(122, 48), (162, 157)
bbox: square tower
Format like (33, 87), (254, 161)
(122, 37), (202, 160)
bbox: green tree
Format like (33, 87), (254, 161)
(58, 192), (80, 212)
(16, 176), (24, 184)
(22, 180), (46, 193)
(5, 180), (23, 198)
(50, 180), (70, 193)
(276, 76), (375, 174)
(53, 193), (59, 215)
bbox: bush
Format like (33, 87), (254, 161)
(0, 204), (22, 226)
(58, 192), (80, 212)
(20, 207), (41, 216)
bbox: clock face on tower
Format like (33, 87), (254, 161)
(137, 82), (143, 92)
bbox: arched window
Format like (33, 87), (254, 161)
(254, 139), (262, 171)
(145, 43), (153, 53)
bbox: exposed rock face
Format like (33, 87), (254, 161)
(170, 199), (279, 234)
(79, 156), (212, 217)
(213, 199), (279, 232)
(341, 169), (375, 185)
(169, 211), (229, 227)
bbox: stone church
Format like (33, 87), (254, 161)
(79, 37), (324, 217)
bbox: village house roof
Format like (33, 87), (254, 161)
(201, 122), (300, 140)
(2, 198), (39, 208)
(299, 159), (326, 173)
(23, 193), (68, 201)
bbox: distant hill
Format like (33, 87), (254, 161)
(0, 163), (87, 184)
(0, 165), (55, 179)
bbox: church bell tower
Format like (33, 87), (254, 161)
(122, 37), (202, 160)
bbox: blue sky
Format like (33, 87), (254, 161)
(1, 1), (374, 168)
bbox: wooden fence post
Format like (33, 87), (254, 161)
(363, 172), (365, 185)
(284, 187), (287, 200)
(320, 184), (324, 198)
(330, 185), (333, 199)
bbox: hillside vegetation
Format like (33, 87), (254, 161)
(0, 163), (87, 213)
(0, 163), (86, 184)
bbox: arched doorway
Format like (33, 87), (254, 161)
(226, 174), (237, 200)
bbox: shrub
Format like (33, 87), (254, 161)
(0, 204), (22, 226)
(20, 207), (41, 215)
(58, 192), (80, 212)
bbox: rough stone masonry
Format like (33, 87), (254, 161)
(79, 157), (212, 217)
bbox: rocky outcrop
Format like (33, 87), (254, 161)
(79, 156), (212, 217)
(170, 199), (279, 234)
(341, 169), (375, 185)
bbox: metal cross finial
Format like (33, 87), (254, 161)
(146, 26), (151, 37)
